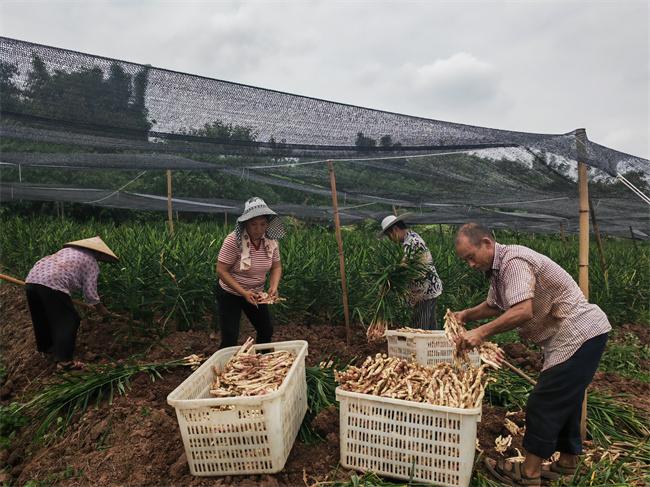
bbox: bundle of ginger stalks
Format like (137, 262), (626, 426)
(209, 337), (295, 397)
(255, 291), (286, 305)
(444, 309), (504, 369)
(366, 319), (387, 343)
(335, 353), (491, 409)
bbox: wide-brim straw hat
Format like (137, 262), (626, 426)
(237, 197), (277, 223)
(63, 236), (119, 263)
(377, 213), (411, 238)
(235, 197), (285, 241)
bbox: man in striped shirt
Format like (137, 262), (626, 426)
(453, 223), (610, 486)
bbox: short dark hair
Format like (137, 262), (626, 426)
(456, 223), (494, 246)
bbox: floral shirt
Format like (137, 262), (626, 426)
(403, 230), (443, 304)
(25, 247), (101, 304)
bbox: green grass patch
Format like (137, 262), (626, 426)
(600, 331), (650, 382)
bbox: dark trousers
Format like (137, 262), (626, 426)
(523, 332), (608, 458)
(413, 298), (439, 330)
(25, 283), (81, 362)
(215, 285), (273, 349)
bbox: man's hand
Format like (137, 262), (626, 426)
(453, 310), (468, 325)
(455, 327), (486, 351)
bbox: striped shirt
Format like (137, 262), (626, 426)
(25, 247), (101, 304)
(487, 243), (611, 371)
(218, 232), (280, 295)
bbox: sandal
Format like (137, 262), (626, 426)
(549, 462), (578, 476)
(539, 462), (561, 481)
(56, 360), (86, 371)
(484, 457), (542, 486)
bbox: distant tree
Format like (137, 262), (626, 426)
(380, 134), (402, 150)
(186, 120), (257, 144)
(24, 55), (50, 99)
(178, 119), (258, 154)
(379, 135), (393, 148)
(269, 136), (289, 159)
(356, 132), (401, 152)
(0, 61), (21, 112)
(19, 54), (152, 137)
(105, 63), (132, 112)
(355, 131), (377, 152)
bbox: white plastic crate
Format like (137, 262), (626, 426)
(385, 330), (480, 368)
(167, 340), (308, 476)
(336, 388), (481, 487)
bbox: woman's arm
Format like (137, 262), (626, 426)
(268, 260), (282, 298)
(216, 261), (258, 305)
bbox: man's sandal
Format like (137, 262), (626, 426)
(548, 462), (578, 476)
(539, 463), (561, 481)
(484, 457), (542, 486)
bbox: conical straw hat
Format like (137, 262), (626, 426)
(63, 236), (119, 262)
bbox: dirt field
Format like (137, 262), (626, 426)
(1, 284), (647, 486)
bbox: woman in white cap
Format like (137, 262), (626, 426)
(216, 197), (284, 348)
(380, 214), (443, 329)
(24, 236), (119, 370)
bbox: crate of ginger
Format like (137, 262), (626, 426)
(167, 339), (308, 476)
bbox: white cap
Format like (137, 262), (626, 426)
(378, 213), (410, 237)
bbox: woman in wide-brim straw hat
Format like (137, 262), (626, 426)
(379, 214), (443, 330)
(215, 197), (285, 349)
(24, 236), (119, 370)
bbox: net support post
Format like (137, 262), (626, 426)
(167, 169), (174, 236)
(327, 160), (351, 346)
(576, 128), (589, 442)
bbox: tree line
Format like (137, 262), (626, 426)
(1, 55), (152, 137)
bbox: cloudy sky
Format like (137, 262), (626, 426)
(1, 0), (648, 158)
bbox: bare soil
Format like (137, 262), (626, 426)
(1, 283), (647, 486)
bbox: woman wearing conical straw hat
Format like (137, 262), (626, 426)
(24, 236), (119, 370)
(215, 197), (285, 349)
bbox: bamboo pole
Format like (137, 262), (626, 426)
(327, 160), (351, 346)
(501, 359), (537, 386)
(0, 272), (144, 324)
(576, 128), (589, 441)
(589, 196), (608, 289)
(0, 273), (91, 309)
(166, 169), (174, 236)
(629, 226), (638, 250)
